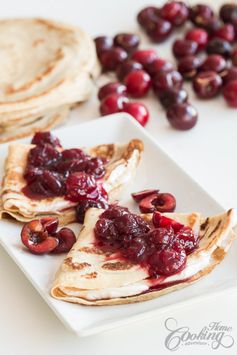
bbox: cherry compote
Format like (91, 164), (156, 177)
(94, 205), (199, 277)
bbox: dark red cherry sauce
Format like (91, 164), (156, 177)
(22, 132), (108, 208)
(94, 206), (199, 279)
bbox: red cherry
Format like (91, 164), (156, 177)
(40, 217), (59, 234)
(113, 33), (140, 54)
(223, 80), (237, 107)
(160, 1), (189, 26)
(146, 58), (174, 77)
(98, 82), (127, 101)
(131, 49), (158, 68)
(51, 228), (76, 254)
(100, 94), (129, 115)
(146, 17), (173, 43)
(99, 47), (128, 71)
(166, 103), (198, 130)
(65, 172), (98, 202)
(214, 23), (235, 43)
(185, 27), (208, 50)
(149, 247), (187, 276)
(116, 59), (143, 81)
(124, 70), (151, 98)
(123, 102), (149, 126)
(131, 189), (159, 202)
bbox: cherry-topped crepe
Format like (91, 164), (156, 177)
(0, 131), (143, 224)
(51, 205), (237, 305)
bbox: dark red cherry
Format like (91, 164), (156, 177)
(158, 88), (188, 109)
(51, 228), (76, 253)
(131, 189), (159, 202)
(193, 71), (222, 98)
(201, 54), (227, 74)
(223, 67), (237, 85)
(146, 58), (173, 77)
(123, 237), (147, 262)
(76, 199), (108, 223)
(190, 4), (214, 27)
(153, 70), (183, 94)
(124, 70), (151, 98)
(98, 82), (127, 101)
(178, 55), (202, 79)
(137, 6), (160, 28)
(99, 47), (128, 71)
(94, 36), (113, 55)
(100, 94), (128, 115)
(146, 17), (173, 43)
(116, 59), (143, 81)
(147, 227), (175, 249)
(65, 172), (98, 202)
(123, 102), (149, 126)
(21, 220), (59, 255)
(206, 38), (232, 57)
(94, 218), (118, 243)
(114, 33), (140, 53)
(131, 49), (158, 68)
(139, 192), (176, 213)
(61, 148), (87, 161)
(166, 103), (198, 130)
(28, 144), (61, 167)
(175, 226), (199, 254)
(219, 4), (237, 25)
(231, 48), (237, 66)
(160, 1), (189, 26)
(152, 212), (184, 232)
(101, 205), (129, 220)
(40, 217), (59, 234)
(214, 23), (235, 43)
(185, 27), (208, 50)
(31, 131), (62, 147)
(172, 39), (198, 59)
(149, 247), (186, 276)
(223, 80), (237, 107)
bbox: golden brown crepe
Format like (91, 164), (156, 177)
(51, 208), (237, 305)
(0, 139), (143, 223)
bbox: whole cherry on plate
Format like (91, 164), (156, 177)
(219, 3), (237, 24)
(200, 54), (227, 75)
(98, 82), (127, 101)
(153, 70), (183, 94)
(223, 67), (237, 85)
(99, 93), (129, 115)
(123, 102), (149, 126)
(160, 1), (189, 27)
(124, 70), (151, 98)
(178, 55), (202, 79)
(206, 38), (232, 57)
(193, 71), (223, 99)
(131, 49), (158, 68)
(172, 39), (198, 59)
(190, 4), (214, 27)
(146, 17), (173, 43)
(146, 58), (174, 77)
(99, 47), (128, 71)
(213, 23), (235, 43)
(158, 88), (188, 109)
(94, 36), (113, 55)
(137, 6), (160, 28)
(166, 103), (198, 130)
(113, 33), (140, 53)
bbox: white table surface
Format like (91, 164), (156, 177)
(0, 0), (237, 354)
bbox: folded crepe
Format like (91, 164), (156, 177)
(0, 139), (143, 224)
(51, 208), (237, 305)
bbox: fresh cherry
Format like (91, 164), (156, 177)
(185, 27), (208, 50)
(131, 49), (158, 68)
(166, 103), (198, 130)
(114, 33), (140, 53)
(123, 102), (149, 126)
(124, 70), (151, 98)
(146, 17), (173, 43)
(206, 38), (232, 57)
(172, 39), (198, 59)
(146, 58), (174, 77)
(98, 82), (127, 101)
(21, 219), (59, 254)
(178, 55), (202, 79)
(94, 36), (113, 55)
(214, 23), (235, 43)
(160, 1), (189, 26)
(41, 217), (59, 234)
(219, 4), (237, 25)
(158, 88), (188, 109)
(131, 189), (159, 202)
(100, 94), (128, 115)
(51, 228), (76, 254)
(223, 80), (237, 107)
(31, 131), (62, 148)
(99, 47), (128, 71)
(153, 70), (183, 94)
(223, 67), (237, 85)
(139, 192), (176, 213)
(190, 4), (214, 27)
(193, 71), (222, 99)
(200, 54), (227, 74)
(137, 6), (160, 28)
(116, 59), (143, 81)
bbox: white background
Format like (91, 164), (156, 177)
(0, 0), (237, 354)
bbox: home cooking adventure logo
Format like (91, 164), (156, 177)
(164, 317), (234, 351)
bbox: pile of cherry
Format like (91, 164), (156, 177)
(95, 2), (237, 131)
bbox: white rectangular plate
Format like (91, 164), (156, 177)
(0, 114), (236, 337)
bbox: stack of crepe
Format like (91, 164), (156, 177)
(0, 18), (99, 143)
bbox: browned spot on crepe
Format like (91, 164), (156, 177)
(79, 246), (112, 256)
(188, 213), (199, 229)
(82, 272), (98, 279)
(89, 144), (115, 160)
(200, 218), (209, 231)
(102, 261), (134, 270)
(212, 247), (226, 261)
(208, 220), (222, 239)
(122, 139), (144, 161)
(64, 257), (91, 270)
